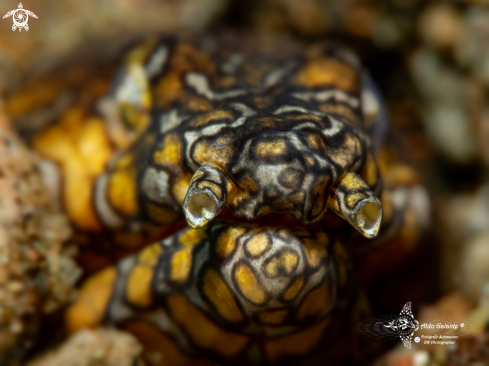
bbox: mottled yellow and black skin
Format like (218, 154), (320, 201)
(12, 33), (427, 365)
(67, 221), (353, 365)
(31, 34), (380, 235)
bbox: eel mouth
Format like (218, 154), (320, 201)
(182, 166), (382, 238)
(215, 208), (325, 230)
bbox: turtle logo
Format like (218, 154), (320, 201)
(383, 302), (420, 349)
(3, 3), (37, 32)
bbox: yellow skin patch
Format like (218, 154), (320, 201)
(145, 201), (181, 225)
(359, 152), (379, 188)
(203, 269), (244, 323)
(171, 246), (194, 283)
(278, 229), (290, 239)
(139, 243), (163, 266)
(254, 140), (287, 158)
(235, 263), (267, 305)
(216, 227), (247, 258)
(173, 172), (193, 205)
(192, 140), (234, 167)
(156, 73), (183, 108)
(77, 118), (115, 175)
(283, 277), (304, 301)
(107, 165), (139, 216)
(305, 156), (315, 166)
(189, 110), (234, 128)
(170, 228), (208, 282)
(278, 169), (304, 188)
(126, 243), (163, 307)
(124, 321), (213, 366)
(311, 177), (329, 216)
(115, 152), (135, 169)
(65, 267), (117, 332)
(118, 104), (150, 138)
(196, 181), (223, 199)
(153, 133), (183, 166)
(166, 294), (249, 357)
(229, 174), (259, 204)
(328, 134), (362, 168)
(263, 316), (330, 363)
(264, 251), (298, 277)
(256, 205), (273, 217)
(33, 109), (113, 230)
(257, 309), (289, 325)
(190, 169), (205, 183)
(328, 171), (366, 212)
(288, 191), (305, 208)
(155, 42), (215, 108)
(179, 227), (208, 245)
(301, 233), (328, 268)
(125, 37), (159, 64)
(126, 265), (154, 308)
(295, 57), (359, 92)
(297, 282), (330, 321)
(347, 192), (366, 208)
(245, 231), (270, 256)
(319, 103), (360, 125)
(305, 133), (325, 152)
(184, 96), (213, 112)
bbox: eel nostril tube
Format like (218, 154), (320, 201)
(327, 171), (383, 239)
(183, 164), (233, 229)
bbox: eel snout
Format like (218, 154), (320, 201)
(183, 166), (383, 239)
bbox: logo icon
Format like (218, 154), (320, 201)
(3, 3), (37, 32)
(357, 301), (467, 348)
(383, 302), (420, 349)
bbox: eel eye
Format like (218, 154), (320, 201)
(327, 171), (383, 239)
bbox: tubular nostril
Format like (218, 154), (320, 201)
(186, 193), (217, 223)
(327, 171), (383, 239)
(183, 164), (234, 229)
(356, 201), (382, 237)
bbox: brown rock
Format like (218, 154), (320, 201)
(26, 328), (144, 366)
(0, 113), (80, 360)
